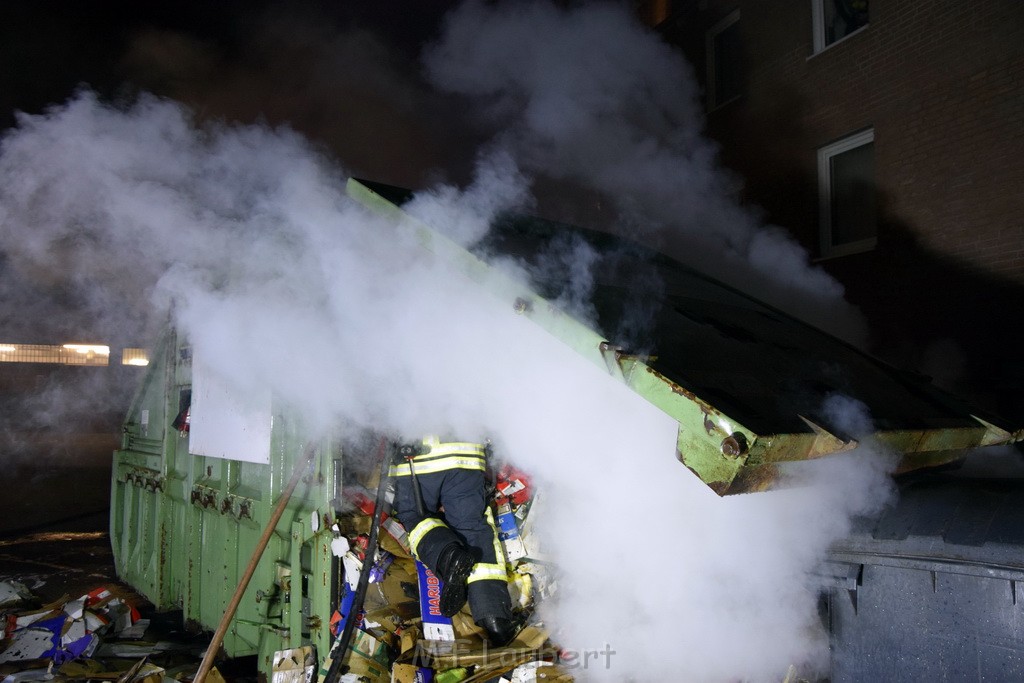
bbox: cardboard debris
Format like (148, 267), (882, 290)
(494, 466), (531, 509)
(415, 563), (455, 644)
(513, 563), (555, 605)
(272, 646), (317, 683)
(402, 626), (554, 673)
(118, 619), (150, 641)
(0, 670), (55, 683)
(369, 552), (395, 584)
(495, 503), (526, 563)
(0, 584), (150, 669)
(102, 661), (169, 683)
(0, 462), (566, 682)
(57, 657), (107, 677)
(12, 594), (70, 630)
(389, 663), (434, 683)
(317, 629), (391, 683)
(114, 656), (151, 683)
(333, 583), (361, 637)
(331, 536), (351, 558)
(345, 515), (410, 562)
(0, 576), (243, 683)
(344, 490), (411, 554)
(516, 495), (550, 564)
(316, 459), (570, 683)
(508, 661), (570, 683)
(0, 583), (33, 610)
(156, 663), (227, 683)
(54, 632), (99, 664)
(0, 626), (56, 663)
(344, 630), (391, 683)
(62, 598), (86, 621)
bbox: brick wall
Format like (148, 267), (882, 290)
(663, 0), (1024, 419)
(698, 0), (1024, 281)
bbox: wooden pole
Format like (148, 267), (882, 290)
(193, 445), (316, 683)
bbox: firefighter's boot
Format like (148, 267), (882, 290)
(436, 542), (475, 617)
(477, 615), (521, 647)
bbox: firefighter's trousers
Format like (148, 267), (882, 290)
(393, 467), (512, 623)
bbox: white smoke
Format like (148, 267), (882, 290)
(404, 149), (534, 247)
(0, 89), (898, 681)
(416, 5), (894, 679)
(0, 3), (906, 680)
(423, 0), (867, 346)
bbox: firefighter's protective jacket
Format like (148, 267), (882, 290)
(390, 436), (512, 623)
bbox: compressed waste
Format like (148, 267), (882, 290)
(322, 459), (571, 683)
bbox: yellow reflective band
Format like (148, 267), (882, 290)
(419, 442), (486, 459)
(485, 506), (506, 567)
(389, 455), (486, 477)
(435, 442), (486, 456)
(408, 518), (448, 558)
(467, 562), (508, 584)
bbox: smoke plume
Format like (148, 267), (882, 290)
(0, 2), (904, 680)
(423, 0), (867, 345)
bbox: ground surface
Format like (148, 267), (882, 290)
(0, 511), (123, 606)
(0, 495), (257, 682)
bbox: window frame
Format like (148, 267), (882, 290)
(811, 0), (869, 54)
(705, 8), (742, 111)
(817, 128), (877, 258)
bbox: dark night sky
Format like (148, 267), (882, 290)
(0, 1), (474, 187)
(0, 1), (478, 434)
(0, 0), (491, 350)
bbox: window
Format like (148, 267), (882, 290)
(706, 9), (742, 110)
(812, 0), (869, 53)
(818, 129), (876, 258)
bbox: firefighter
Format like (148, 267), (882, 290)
(390, 435), (520, 647)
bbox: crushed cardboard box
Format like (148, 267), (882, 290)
(0, 585), (145, 666)
(0, 584), (33, 611)
(273, 646), (317, 683)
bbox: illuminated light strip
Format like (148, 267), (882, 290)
(0, 342), (121, 366)
(62, 344), (111, 355)
(0, 343), (147, 367)
(121, 347), (150, 366)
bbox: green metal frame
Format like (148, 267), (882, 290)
(345, 178), (1022, 495)
(110, 330), (339, 674)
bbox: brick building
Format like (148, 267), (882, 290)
(646, 0), (1024, 422)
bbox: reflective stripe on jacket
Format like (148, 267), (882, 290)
(389, 441), (487, 477)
